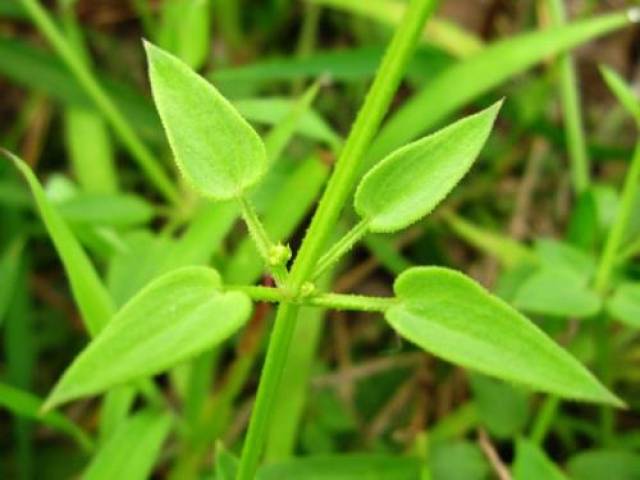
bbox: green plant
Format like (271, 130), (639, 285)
(3, 1), (640, 479)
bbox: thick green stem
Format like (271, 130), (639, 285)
(547, 0), (591, 194)
(235, 1), (436, 478)
(19, 0), (179, 204)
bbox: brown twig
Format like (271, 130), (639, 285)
(477, 428), (512, 480)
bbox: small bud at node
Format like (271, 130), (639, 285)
(268, 244), (291, 266)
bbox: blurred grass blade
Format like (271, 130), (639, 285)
(84, 409), (171, 480)
(177, 0), (211, 70)
(43, 267), (251, 410)
(210, 45), (453, 86)
(235, 97), (342, 150)
(513, 267), (602, 318)
(370, 10), (633, 161)
(309, 0), (483, 58)
(513, 438), (568, 480)
(263, 80), (325, 163)
(0, 239), (23, 327)
(57, 192), (155, 229)
(600, 65), (640, 128)
(387, 267), (621, 406)
(606, 282), (640, 328)
(64, 108), (118, 193)
(547, 0), (590, 194)
(443, 212), (537, 268)
(18, 0), (179, 203)
(0, 37), (340, 148)
(0, 382), (92, 451)
(3, 150), (114, 335)
(257, 454), (421, 479)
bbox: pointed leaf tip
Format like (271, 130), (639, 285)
(355, 101), (502, 232)
(145, 41), (267, 200)
(43, 266), (252, 409)
(386, 267), (621, 407)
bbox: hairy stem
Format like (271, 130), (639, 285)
(312, 218), (370, 280)
(230, 285), (396, 312)
(238, 196), (289, 286)
(235, 1), (436, 477)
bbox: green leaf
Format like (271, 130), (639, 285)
(257, 454), (421, 480)
(513, 268), (601, 318)
(64, 107), (118, 193)
(469, 374), (529, 439)
(3, 150), (114, 335)
(567, 449), (640, 480)
(534, 238), (596, 279)
(355, 101), (501, 232)
(429, 441), (489, 480)
(386, 267), (621, 405)
(215, 442), (240, 480)
(42, 266), (251, 410)
(444, 212), (536, 268)
(600, 65), (640, 128)
(606, 282), (640, 328)
(0, 382), (92, 451)
(145, 41), (267, 199)
(513, 439), (568, 480)
(84, 409), (172, 480)
(370, 10), (632, 160)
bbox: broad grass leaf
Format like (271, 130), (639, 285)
(534, 238), (596, 279)
(145, 41), (267, 199)
(469, 374), (529, 439)
(370, 11), (632, 161)
(513, 268), (601, 318)
(0, 382), (92, 451)
(257, 454), (421, 480)
(606, 282), (640, 328)
(429, 441), (489, 480)
(600, 65), (640, 128)
(513, 439), (568, 480)
(0, 239), (23, 327)
(43, 266), (251, 410)
(444, 212), (537, 268)
(84, 409), (172, 480)
(57, 193), (155, 228)
(355, 101), (501, 232)
(567, 449), (640, 480)
(386, 267), (621, 405)
(4, 150), (114, 335)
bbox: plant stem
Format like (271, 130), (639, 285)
(594, 141), (640, 293)
(235, 1), (436, 478)
(230, 285), (396, 312)
(311, 218), (369, 280)
(592, 141), (640, 444)
(238, 196), (289, 286)
(19, 0), (179, 204)
(547, 0), (591, 194)
(529, 396), (560, 445)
